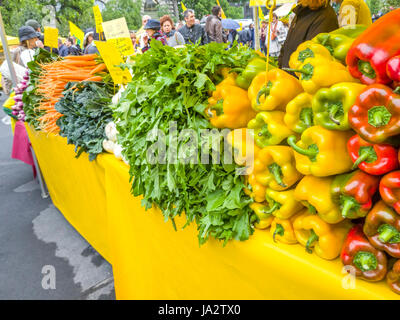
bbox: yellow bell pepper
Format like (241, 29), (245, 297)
(270, 210), (305, 244)
(289, 41), (333, 70)
(250, 202), (274, 229)
(248, 111), (294, 148)
(248, 173), (267, 203)
(294, 175), (344, 224)
(226, 128), (260, 168)
(248, 68), (303, 112)
(284, 57), (357, 95)
(284, 92), (314, 134)
(293, 210), (353, 260)
(265, 188), (304, 219)
(287, 126), (354, 177)
(206, 77), (256, 129)
(253, 146), (303, 191)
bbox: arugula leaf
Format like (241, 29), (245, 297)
(111, 42), (257, 245)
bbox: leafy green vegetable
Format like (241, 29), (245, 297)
(55, 81), (114, 161)
(23, 48), (60, 128)
(112, 41), (257, 245)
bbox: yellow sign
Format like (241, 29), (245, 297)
(95, 41), (132, 85)
(216, 0), (227, 19)
(181, 2), (187, 11)
(44, 26), (59, 49)
(102, 17), (134, 56)
(69, 21), (84, 48)
(249, 0), (293, 6)
(259, 7), (265, 20)
(93, 5), (104, 34)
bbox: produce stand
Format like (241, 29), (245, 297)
(26, 124), (400, 299)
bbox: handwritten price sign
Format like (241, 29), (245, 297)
(95, 41), (132, 85)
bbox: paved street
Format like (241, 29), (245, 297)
(0, 93), (115, 300)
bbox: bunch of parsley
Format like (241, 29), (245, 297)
(55, 82), (114, 161)
(112, 41), (258, 245)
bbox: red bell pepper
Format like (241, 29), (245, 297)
(347, 134), (399, 175)
(349, 84), (400, 144)
(346, 9), (400, 85)
(387, 259), (400, 295)
(387, 55), (400, 83)
(380, 171), (400, 215)
(341, 224), (387, 281)
(331, 170), (380, 219)
(364, 201), (400, 258)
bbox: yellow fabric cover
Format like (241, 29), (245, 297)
(25, 125), (400, 300)
(26, 124), (111, 262)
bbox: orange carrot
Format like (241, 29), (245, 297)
(89, 63), (107, 75)
(83, 76), (103, 82)
(64, 54), (97, 61)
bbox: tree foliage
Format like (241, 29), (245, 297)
(181, 0), (244, 20)
(101, 0), (142, 31)
(0, 0), (142, 37)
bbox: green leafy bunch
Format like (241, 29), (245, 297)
(55, 81), (114, 161)
(112, 41), (259, 245)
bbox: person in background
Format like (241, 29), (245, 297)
(136, 15), (152, 49)
(195, 19), (201, 25)
(130, 30), (139, 50)
(58, 38), (68, 57)
(25, 19), (44, 43)
(267, 13), (287, 57)
(178, 9), (208, 45)
(227, 28), (237, 48)
(205, 6), (224, 43)
(68, 37), (82, 56)
(160, 15), (185, 47)
(83, 29), (99, 55)
(279, 0), (339, 69)
(260, 20), (267, 54)
(237, 27), (249, 46)
(176, 21), (184, 30)
(247, 23), (255, 49)
(142, 19), (167, 53)
(2, 26), (40, 94)
(331, 0), (372, 27)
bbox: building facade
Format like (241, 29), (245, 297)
(142, 0), (179, 20)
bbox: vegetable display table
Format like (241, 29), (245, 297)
(26, 125), (400, 299)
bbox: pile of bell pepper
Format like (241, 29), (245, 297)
(206, 9), (400, 296)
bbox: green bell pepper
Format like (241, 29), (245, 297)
(312, 82), (366, 131)
(313, 25), (367, 64)
(233, 57), (272, 90)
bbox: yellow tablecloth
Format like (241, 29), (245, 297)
(25, 125), (400, 300)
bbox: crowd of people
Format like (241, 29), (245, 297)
(2, 0), (396, 95)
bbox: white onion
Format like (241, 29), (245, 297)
(105, 122), (118, 142)
(102, 140), (115, 154)
(113, 144), (123, 160)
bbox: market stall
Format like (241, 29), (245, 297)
(5, 8), (400, 299)
(25, 125), (400, 299)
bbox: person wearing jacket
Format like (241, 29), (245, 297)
(205, 6), (224, 43)
(160, 15), (185, 47)
(267, 13), (287, 57)
(142, 19), (167, 53)
(1, 26), (40, 94)
(178, 9), (208, 45)
(83, 29), (99, 55)
(278, 0), (339, 69)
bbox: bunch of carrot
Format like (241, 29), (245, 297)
(36, 54), (107, 133)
